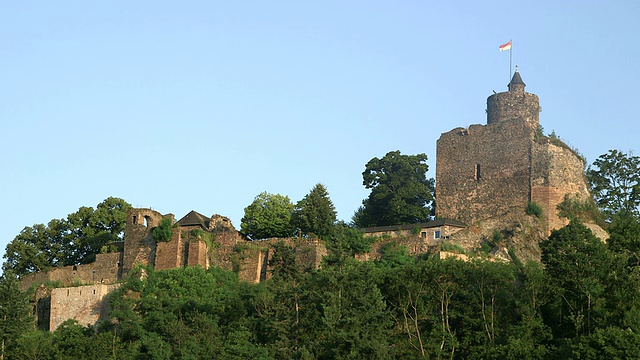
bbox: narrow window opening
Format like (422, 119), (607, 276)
(67, 289), (70, 296)
(93, 290), (96, 295)
(434, 230), (441, 239)
(420, 231), (427, 238)
(474, 164), (481, 180)
(144, 216), (151, 227)
(132, 215), (137, 224)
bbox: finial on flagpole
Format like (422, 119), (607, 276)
(515, 65), (519, 72)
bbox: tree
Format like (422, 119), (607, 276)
(607, 211), (640, 265)
(241, 192), (294, 240)
(321, 222), (373, 266)
(353, 151), (435, 228)
(2, 197), (131, 276)
(540, 220), (612, 339)
(587, 149), (640, 221)
(268, 241), (302, 283)
(258, 242), (304, 358)
(2, 223), (66, 276)
(305, 260), (393, 358)
(292, 183), (337, 240)
(0, 274), (33, 359)
(64, 197), (131, 264)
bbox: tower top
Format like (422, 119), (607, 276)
(507, 66), (525, 93)
(486, 68), (539, 125)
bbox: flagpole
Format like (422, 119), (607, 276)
(509, 39), (512, 81)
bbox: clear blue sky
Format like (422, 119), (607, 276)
(1, 1), (639, 259)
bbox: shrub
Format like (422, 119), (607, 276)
(526, 202), (543, 218)
(440, 242), (466, 254)
(152, 217), (174, 242)
(557, 195), (603, 225)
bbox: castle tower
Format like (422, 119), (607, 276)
(486, 68), (540, 127)
(436, 70), (590, 233)
(122, 208), (166, 275)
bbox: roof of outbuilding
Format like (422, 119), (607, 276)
(176, 210), (210, 229)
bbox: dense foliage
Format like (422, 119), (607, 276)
(0, 273), (33, 360)
(152, 217), (174, 242)
(587, 149), (640, 222)
(353, 151), (435, 228)
(292, 183), (337, 240)
(3, 216), (640, 359)
(241, 192), (295, 240)
(2, 197), (131, 276)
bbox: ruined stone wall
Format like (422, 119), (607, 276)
(292, 238), (327, 271)
(531, 140), (590, 233)
(49, 284), (120, 331)
(436, 118), (536, 225)
(236, 245), (267, 283)
(122, 209), (166, 275)
(209, 229), (244, 271)
(187, 240), (208, 268)
(34, 285), (52, 330)
(19, 252), (121, 291)
(231, 238), (327, 283)
(155, 229), (183, 271)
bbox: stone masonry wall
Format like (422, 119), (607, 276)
(531, 140), (590, 233)
(487, 91), (540, 126)
(209, 230), (244, 272)
(436, 118), (536, 225)
(19, 252), (121, 291)
(122, 209), (166, 275)
(233, 238), (328, 283)
(187, 240), (208, 268)
(155, 229), (183, 271)
(237, 246), (267, 283)
(49, 284), (120, 331)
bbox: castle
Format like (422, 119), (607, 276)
(436, 69), (590, 234)
(21, 69), (594, 331)
(22, 208), (328, 331)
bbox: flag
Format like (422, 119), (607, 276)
(499, 40), (512, 52)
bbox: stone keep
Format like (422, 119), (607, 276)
(436, 70), (590, 233)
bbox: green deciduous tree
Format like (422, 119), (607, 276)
(241, 192), (294, 240)
(607, 211), (640, 265)
(353, 151), (435, 228)
(2, 223), (65, 276)
(10, 329), (55, 360)
(587, 149), (640, 221)
(292, 183), (337, 240)
(571, 327), (640, 359)
(2, 197), (131, 276)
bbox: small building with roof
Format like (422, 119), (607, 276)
(362, 218), (467, 245)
